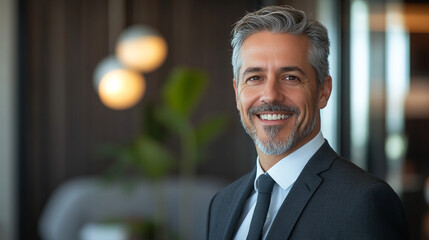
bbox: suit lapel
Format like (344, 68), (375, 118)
(222, 168), (256, 239)
(266, 171), (322, 240)
(266, 142), (337, 240)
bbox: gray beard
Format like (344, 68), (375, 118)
(240, 103), (317, 155)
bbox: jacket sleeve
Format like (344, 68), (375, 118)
(339, 182), (409, 240)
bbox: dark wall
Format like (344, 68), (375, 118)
(18, 0), (260, 239)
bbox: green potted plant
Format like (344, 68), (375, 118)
(98, 67), (228, 240)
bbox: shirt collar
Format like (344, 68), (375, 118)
(255, 131), (325, 191)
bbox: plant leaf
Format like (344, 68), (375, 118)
(142, 101), (169, 141)
(133, 136), (175, 179)
(195, 115), (229, 147)
(162, 67), (208, 117)
(155, 106), (188, 135)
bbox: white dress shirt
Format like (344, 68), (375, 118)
(233, 132), (325, 240)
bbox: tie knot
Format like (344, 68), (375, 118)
(257, 174), (275, 194)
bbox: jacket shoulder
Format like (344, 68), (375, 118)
(211, 170), (254, 205)
(321, 158), (409, 239)
(328, 157), (386, 187)
(207, 170), (255, 240)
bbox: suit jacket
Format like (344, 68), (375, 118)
(207, 142), (409, 240)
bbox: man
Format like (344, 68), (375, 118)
(206, 5), (408, 240)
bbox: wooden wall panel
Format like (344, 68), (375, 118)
(19, 0), (255, 239)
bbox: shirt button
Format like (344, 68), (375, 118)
(266, 213), (271, 219)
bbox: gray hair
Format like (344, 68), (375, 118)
(231, 5), (330, 85)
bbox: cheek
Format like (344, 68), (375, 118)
(236, 94), (249, 119)
(296, 92), (318, 120)
(237, 88), (258, 111)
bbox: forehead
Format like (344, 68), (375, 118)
(239, 32), (311, 74)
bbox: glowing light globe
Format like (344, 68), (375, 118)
(93, 56), (146, 110)
(116, 25), (168, 72)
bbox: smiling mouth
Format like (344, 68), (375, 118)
(249, 103), (300, 122)
(258, 113), (293, 121)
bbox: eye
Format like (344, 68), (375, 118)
(246, 76), (262, 82)
(284, 75), (299, 81)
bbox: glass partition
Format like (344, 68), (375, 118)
(349, 1), (429, 238)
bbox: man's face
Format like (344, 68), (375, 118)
(233, 31), (331, 157)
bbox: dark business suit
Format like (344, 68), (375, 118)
(207, 142), (409, 240)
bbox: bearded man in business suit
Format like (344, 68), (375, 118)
(206, 5), (408, 240)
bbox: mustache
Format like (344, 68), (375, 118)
(248, 103), (300, 117)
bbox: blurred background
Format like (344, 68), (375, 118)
(1, 0), (429, 239)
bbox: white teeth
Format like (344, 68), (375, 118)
(260, 114), (291, 120)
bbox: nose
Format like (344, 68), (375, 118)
(259, 76), (284, 104)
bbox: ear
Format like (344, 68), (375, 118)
(318, 76), (332, 109)
(233, 78), (239, 110)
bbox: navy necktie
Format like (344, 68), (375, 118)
(247, 174), (275, 240)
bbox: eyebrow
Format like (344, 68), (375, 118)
(242, 67), (264, 78)
(279, 66), (306, 77)
(241, 66), (306, 79)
